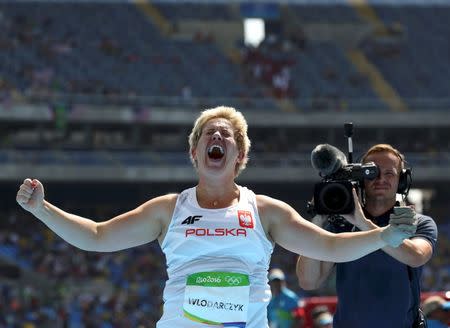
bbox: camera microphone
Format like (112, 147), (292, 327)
(311, 144), (348, 177)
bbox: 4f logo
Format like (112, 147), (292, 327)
(237, 210), (254, 229)
(182, 215), (202, 225)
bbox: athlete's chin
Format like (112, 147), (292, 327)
(204, 161), (225, 171)
(201, 164), (229, 177)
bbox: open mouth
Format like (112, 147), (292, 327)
(207, 145), (225, 160)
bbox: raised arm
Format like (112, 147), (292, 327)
(257, 194), (416, 263)
(341, 206), (434, 268)
(16, 178), (177, 252)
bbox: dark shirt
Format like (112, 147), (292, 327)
(326, 208), (438, 328)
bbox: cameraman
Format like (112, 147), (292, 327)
(296, 144), (438, 328)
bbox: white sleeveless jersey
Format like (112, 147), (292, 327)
(158, 185), (274, 328)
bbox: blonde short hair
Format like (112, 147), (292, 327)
(188, 106), (251, 176)
(361, 144), (405, 171)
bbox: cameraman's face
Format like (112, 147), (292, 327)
(364, 151), (401, 201)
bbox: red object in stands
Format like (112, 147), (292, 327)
(297, 291), (449, 328)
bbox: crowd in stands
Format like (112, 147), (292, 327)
(0, 2), (447, 112)
(0, 2), (274, 110)
(362, 6), (450, 110)
(238, 28), (385, 112)
(0, 207), (167, 327)
(240, 34), (297, 100)
(0, 203), (449, 327)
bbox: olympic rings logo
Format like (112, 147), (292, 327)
(224, 276), (242, 286)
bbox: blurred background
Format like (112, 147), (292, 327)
(0, 0), (449, 326)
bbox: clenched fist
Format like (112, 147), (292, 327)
(16, 178), (45, 214)
(390, 206), (417, 227)
(380, 206), (417, 247)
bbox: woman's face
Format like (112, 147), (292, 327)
(192, 118), (242, 177)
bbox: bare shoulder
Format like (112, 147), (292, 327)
(146, 193), (179, 206)
(256, 194), (291, 215)
(139, 193), (179, 224)
(256, 194), (294, 231)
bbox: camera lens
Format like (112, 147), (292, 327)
(319, 182), (352, 214)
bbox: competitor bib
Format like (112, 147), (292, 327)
(183, 271), (250, 328)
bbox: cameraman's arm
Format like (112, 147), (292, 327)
(383, 238), (433, 267)
(296, 215), (335, 290)
(351, 217), (433, 267)
(343, 193), (433, 268)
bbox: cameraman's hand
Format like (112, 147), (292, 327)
(341, 188), (368, 229)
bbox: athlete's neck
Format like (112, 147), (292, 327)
(195, 181), (240, 209)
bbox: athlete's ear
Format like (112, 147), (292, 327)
(237, 151), (245, 163)
(191, 148), (198, 167)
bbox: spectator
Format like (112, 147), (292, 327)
(268, 268), (303, 328)
(313, 311), (333, 328)
(422, 295), (450, 328)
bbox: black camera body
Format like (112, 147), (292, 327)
(313, 162), (379, 215)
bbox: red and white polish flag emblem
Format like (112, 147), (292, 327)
(238, 210), (254, 229)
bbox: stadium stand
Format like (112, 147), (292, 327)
(155, 3), (235, 21)
(0, 1), (277, 110)
(363, 5), (450, 110)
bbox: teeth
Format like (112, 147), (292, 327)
(208, 145), (225, 159)
(208, 145), (224, 153)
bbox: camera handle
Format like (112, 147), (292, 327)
(344, 122), (369, 207)
(344, 122), (353, 163)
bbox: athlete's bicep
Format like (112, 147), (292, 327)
(96, 194), (177, 251)
(257, 195), (332, 257)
